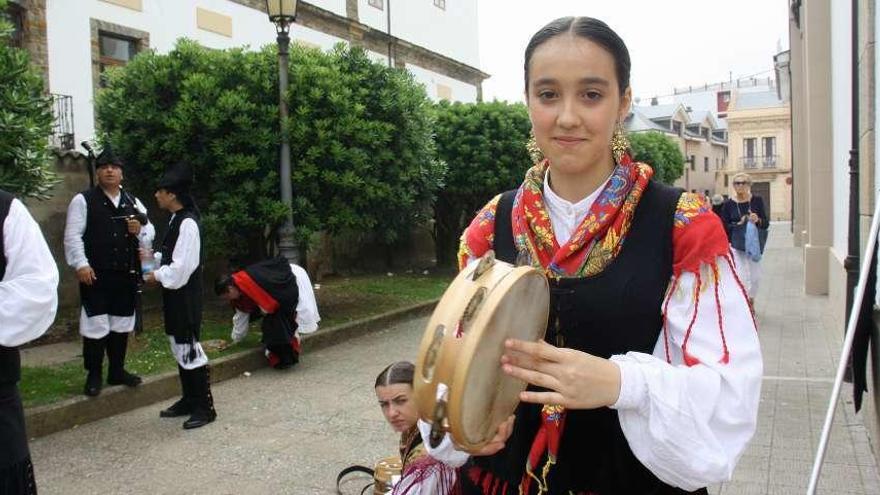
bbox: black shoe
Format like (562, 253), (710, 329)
(107, 370), (142, 387)
(84, 372), (102, 397)
(182, 365), (216, 429)
(183, 409), (217, 430)
(160, 398), (193, 418)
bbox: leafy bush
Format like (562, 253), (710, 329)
(96, 40), (441, 259)
(431, 100), (531, 266)
(628, 131), (685, 185)
(0, 0), (57, 199)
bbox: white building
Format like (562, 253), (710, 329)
(8, 0), (487, 150)
(789, 0), (880, 465)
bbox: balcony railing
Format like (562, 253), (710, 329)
(50, 93), (75, 150)
(740, 154), (779, 169)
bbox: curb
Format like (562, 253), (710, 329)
(24, 299), (438, 439)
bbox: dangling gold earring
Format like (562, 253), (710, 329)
(526, 130), (544, 164)
(610, 122), (630, 165)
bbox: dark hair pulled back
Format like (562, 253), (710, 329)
(375, 361), (415, 388)
(524, 17), (631, 95)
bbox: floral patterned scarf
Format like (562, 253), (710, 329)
(512, 153), (653, 278)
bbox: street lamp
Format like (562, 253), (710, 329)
(266, 0), (299, 264)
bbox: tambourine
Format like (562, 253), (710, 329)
(413, 250), (549, 453)
(373, 455), (402, 495)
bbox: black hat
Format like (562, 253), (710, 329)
(95, 144), (124, 169)
(156, 162), (193, 193)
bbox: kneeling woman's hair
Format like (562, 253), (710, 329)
(375, 361), (415, 388)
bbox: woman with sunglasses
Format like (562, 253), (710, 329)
(721, 173), (769, 305)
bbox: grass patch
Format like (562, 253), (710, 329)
(19, 271), (452, 408)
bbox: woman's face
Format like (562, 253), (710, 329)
(733, 178), (751, 196)
(375, 383), (418, 433)
(526, 35), (631, 176)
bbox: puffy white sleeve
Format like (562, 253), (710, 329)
(231, 309), (250, 343)
(417, 419), (471, 468)
(0, 199), (59, 347)
(290, 263), (320, 334)
(610, 256), (762, 490)
(392, 425), (461, 495)
(63, 193), (89, 270)
(153, 218), (200, 290)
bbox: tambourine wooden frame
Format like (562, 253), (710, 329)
(413, 251), (549, 453)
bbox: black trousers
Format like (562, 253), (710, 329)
(0, 383), (37, 494)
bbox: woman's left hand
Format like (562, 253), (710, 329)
(748, 212), (759, 224)
(501, 339), (621, 409)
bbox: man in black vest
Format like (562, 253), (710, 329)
(64, 146), (153, 397)
(0, 189), (59, 494)
(144, 162), (217, 429)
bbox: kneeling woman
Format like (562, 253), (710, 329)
(375, 362), (457, 494)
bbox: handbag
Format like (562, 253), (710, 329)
(745, 221), (763, 262)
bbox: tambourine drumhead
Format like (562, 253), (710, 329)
(414, 251), (549, 453)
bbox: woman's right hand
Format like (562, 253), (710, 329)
(472, 415), (515, 456)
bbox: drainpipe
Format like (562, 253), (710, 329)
(845, 0), (860, 343)
(386, 0), (392, 67)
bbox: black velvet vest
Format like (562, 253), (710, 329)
(159, 209), (203, 342)
(82, 187), (139, 272)
(463, 181), (701, 495)
(0, 189), (19, 387)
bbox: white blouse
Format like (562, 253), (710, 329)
(1, 199), (59, 347)
(153, 216), (200, 290)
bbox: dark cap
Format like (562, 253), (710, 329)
(95, 144), (124, 169)
(156, 162), (193, 193)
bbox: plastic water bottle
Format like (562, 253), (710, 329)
(140, 237), (155, 279)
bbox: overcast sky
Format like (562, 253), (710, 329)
(477, 0), (791, 104)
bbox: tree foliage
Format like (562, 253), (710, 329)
(95, 40), (442, 258)
(431, 100), (531, 266)
(0, 0), (57, 199)
(628, 131), (685, 185)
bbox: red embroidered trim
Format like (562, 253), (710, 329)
(661, 276), (680, 364)
(672, 206), (730, 277)
(712, 264), (730, 364)
(231, 270), (279, 314)
(681, 272), (702, 367)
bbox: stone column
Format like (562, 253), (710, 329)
(803, 0), (833, 295)
(789, 17), (808, 246)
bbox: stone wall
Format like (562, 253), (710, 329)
(22, 150), (93, 340)
(11, 0), (49, 87)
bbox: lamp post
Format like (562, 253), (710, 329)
(266, 0), (299, 264)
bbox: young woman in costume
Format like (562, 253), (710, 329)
(417, 17), (762, 495)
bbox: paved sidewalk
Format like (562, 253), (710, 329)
(26, 223), (880, 494)
(20, 340), (81, 367)
(711, 223), (880, 494)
